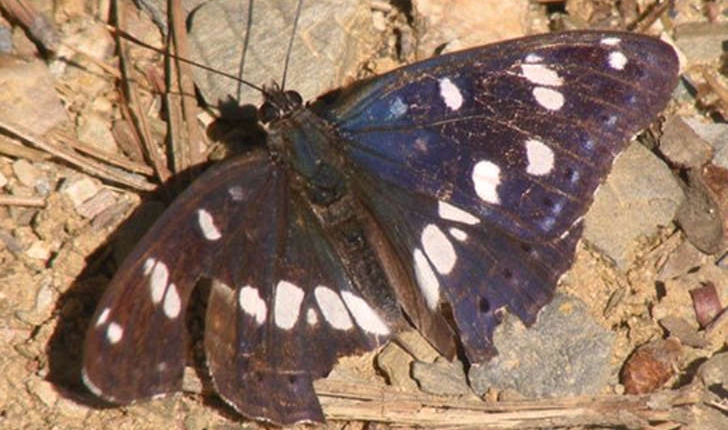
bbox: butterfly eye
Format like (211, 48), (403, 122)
(285, 90), (303, 107)
(258, 101), (280, 123)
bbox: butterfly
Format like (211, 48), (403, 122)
(81, 28), (679, 425)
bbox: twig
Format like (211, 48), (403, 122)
(58, 129), (155, 176)
(114, 0), (171, 183)
(167, 0), (206, 171)
(0, 194), (45, 207)
(630, 0), (672, 33)
(0, 118), (155, 190)
(0, 137), (50, 161)
(314, 378), (700, 428)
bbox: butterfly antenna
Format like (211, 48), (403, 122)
(236, 0), (255, 100)
(107, 25), (268, 96)
(280, 0), (304, 91)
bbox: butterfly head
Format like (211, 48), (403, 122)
(259, 84), (304, 123)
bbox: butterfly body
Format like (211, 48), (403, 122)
(83, 30), (679, 425)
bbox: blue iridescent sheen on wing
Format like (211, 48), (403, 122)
(313, 31), (678, 242)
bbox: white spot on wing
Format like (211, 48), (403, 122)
(525, 138), (555, 176)
(314, 286), (353, 330)
(389, 97), (408, 118)
(413, 248), (440, 309)
(472, 160), (501, 204)
(106, 322), (123, 344)
(449, 227), (468, 242)
(438, 200), (479, 225)
(149, 260), (168, 304)
(341, 291), (390, 335)
(421, 224), (457, 275)
(520, 64), (563, 87)
(608, 51), (627, 70)
(81, 368), (104, 397)
(239, 286), (267, 326)
(143, 258), (154, 275)
(600, 37), (621, 46)
(524, 53), (543, 63)
(533, 87), (564, 110)
(163, 283), (181, 319)
(95, 307), (110, 327)
(306, 308), (318, 326)
(438, 77), (463, 111)
(197, 209), (222, 241)
(273, 280), (304, 330)
(227, 186), (244, 201)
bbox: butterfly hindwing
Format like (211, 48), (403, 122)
(82, 151), (278, 403)
(204, 175), (396, 423)
(355, 173), (582, 361)
(83, 150), (397, 424)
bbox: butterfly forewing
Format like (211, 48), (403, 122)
(204, 179), (395, 423)
(316, 31), (678, 242)
(82, 151), (276, 402)
(312, 31), (678, 361)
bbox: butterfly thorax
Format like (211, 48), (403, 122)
(266, 98), (349, 206)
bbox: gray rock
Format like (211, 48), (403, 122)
(412, 358), (470, 396)
(186, 0), (376, 107)
(584, 142), (684, 269)
(675, 22), (728, 64)
(683, 117), (728, 170)
(660, 116), (713, 168)
(699, 352), (728, 388)
(0, 57), (69, 136)
(376, 341), (419, 391)
(657, 240), (711, 281)
(675, 170), (725, 254)
(468, 294), (614, 398)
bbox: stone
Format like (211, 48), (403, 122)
(682, 117), (728, 170)
(413, 0), (529, 56)
(185, 0), (376, 108)
(12, 159), (45, 190)
(660, 116), (713, 168)
(675, 22), (728, 64)
(469, 294), (614, 398)
(676, 170), (724, 255)
(60, 176), (100, 208)
(0, 57), (69, 136)
(376, 342), (418, 391)
(411, 357), (470, 396)
(584, 143), (684, 269)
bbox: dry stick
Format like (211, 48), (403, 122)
(0, 137), (50, 161)
(161, 18), (186, 175)
(315, 378), (700, 428)
(0, 194), (45, 207)
(114, 0), (171, 183)
(168, 0), (206, 171)
(58, 41), (122, 80)
(56, 130), (155, 176)
(0, 118), (155, 190)
(630, 0), (672, 33)
(703, 68), (728, 110)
